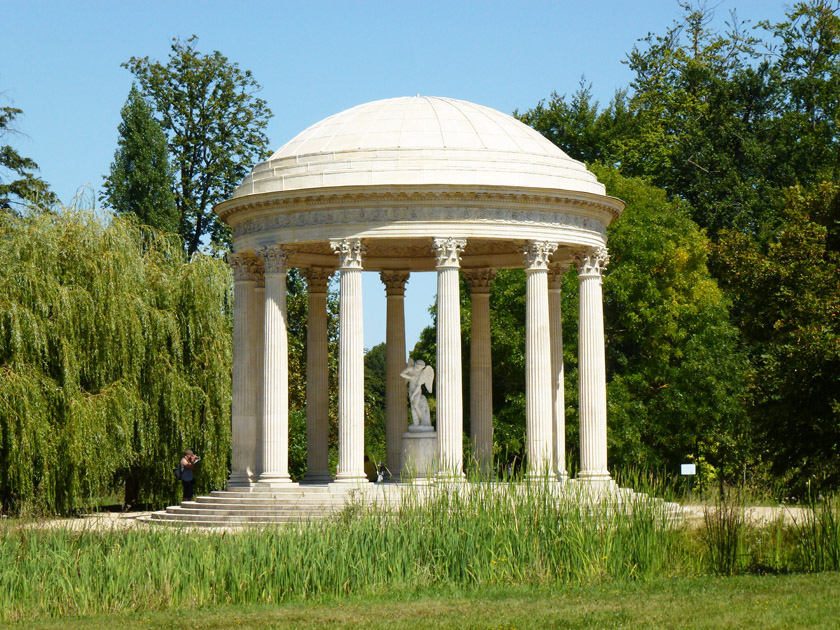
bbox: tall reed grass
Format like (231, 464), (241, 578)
(0, 480), (679, 622)
(1, 481), (837, 623)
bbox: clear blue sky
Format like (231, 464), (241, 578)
(2, 0), (791, 351)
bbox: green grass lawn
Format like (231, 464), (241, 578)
(15, 573), (840, 630)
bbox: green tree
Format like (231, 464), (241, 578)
(364, 343), (387, 464)
(0, 101), (56, 211)
(761, 1), (840, 187)
(712, 184), (840, 493)
(0, 206), (232, 513)
(123, 37), (272, 254)
(101, 85), (178, 233)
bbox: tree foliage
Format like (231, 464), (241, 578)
(123, 37), (272, 254)
(101, 85), (178, 233)
(712, 185), (840, 492)
(0, 207), (232, 514)
(0, 101), (56, 211)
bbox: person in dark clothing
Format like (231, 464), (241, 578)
(180, 449), (198, 500)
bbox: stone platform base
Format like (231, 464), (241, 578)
(400, 430), (438, 481)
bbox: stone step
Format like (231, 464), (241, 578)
(153, 511), (320, 523)
(166, 505), (344, 517)
(193, 496), (356, 506)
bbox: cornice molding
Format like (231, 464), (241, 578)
(216, 187), (623, 224)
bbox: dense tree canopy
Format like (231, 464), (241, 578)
(101, 85), (178, 233)
(0, 207), (232, 513)
(124, 37), (272, 254)
(713, 185), (840, 491)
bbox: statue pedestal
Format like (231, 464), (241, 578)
(400, 429), (438, 482)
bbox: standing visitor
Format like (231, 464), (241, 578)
(180, 449), (199, 500)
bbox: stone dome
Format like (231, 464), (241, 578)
(233, 96), (605, 198)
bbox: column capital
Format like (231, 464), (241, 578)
(521, 241), (558, 271)
(380, 270), (410, 296)
(547, 262), (570, 289)
(230, 253), (258, 282)
(575, 247), (610, 277)
(463, 268), (497, 294)
(257, 245), (291, 275)
(330, 238), (365, 269)
(432, 237), (466, 269)
(303, 267), (334, 293)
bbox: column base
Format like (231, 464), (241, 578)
(526, 471), (559, 483)
(227, 472), (256, 489)
(331, 473), (370, 486)
(257, 472), (293, 486)
(556, 471), (570, 483)
(576, 471), (614, 485)
(301, 471), (333, 484)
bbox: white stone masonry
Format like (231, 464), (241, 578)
(303, 267), (334, 483)
(258, 245), (293, 484)
(576, 247), (612, 484)
(548, 263), (568, 481)
(381, 270), (410, 480)
(464, 269), (495, 475)
(522, 241), (558, 479)
(331, 239), (368, 484)
(228, 253), (257, 488)
(433, 237), (467, 479)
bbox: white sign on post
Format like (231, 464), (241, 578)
(681, 463), (696, 476)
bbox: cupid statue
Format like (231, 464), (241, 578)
(400, 358), (434, 430)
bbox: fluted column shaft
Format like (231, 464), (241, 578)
(523, 241), (557, 479)
(303, 268), (334, 483)
(331, 239), (367, 484)
(253, 275), (266, 477)
(381, 271), (410, 480)
(548, 264), (568, 481)
(259, 245), (292, 484)
(433, 238), (467, 479)
(464, 269), (495, 475)
(228, 254), (257, 488)
(576, 247), (611, 483)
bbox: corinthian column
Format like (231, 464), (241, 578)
(258, 245), (293, 485)
(576, 247), (611, 484)
(463, 268), (496, 475)
(522, 241), (558, 479)
(303, 267), (334, 483)
(228, 253), (258, 488)
(330, 238), (367, 484)
(548, 263), (568, 482)
(433, 237), (466, 479)
(381, 270), (410, 481)
(252, 261), (265, 479)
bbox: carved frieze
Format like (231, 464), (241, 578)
(231, 204), (609, 239)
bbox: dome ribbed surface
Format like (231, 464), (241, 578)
(234, 96), (605, 197)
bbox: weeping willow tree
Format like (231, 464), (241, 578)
(0, 207), (232, 514)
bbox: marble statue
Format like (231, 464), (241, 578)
(401, 359), (434, 430)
